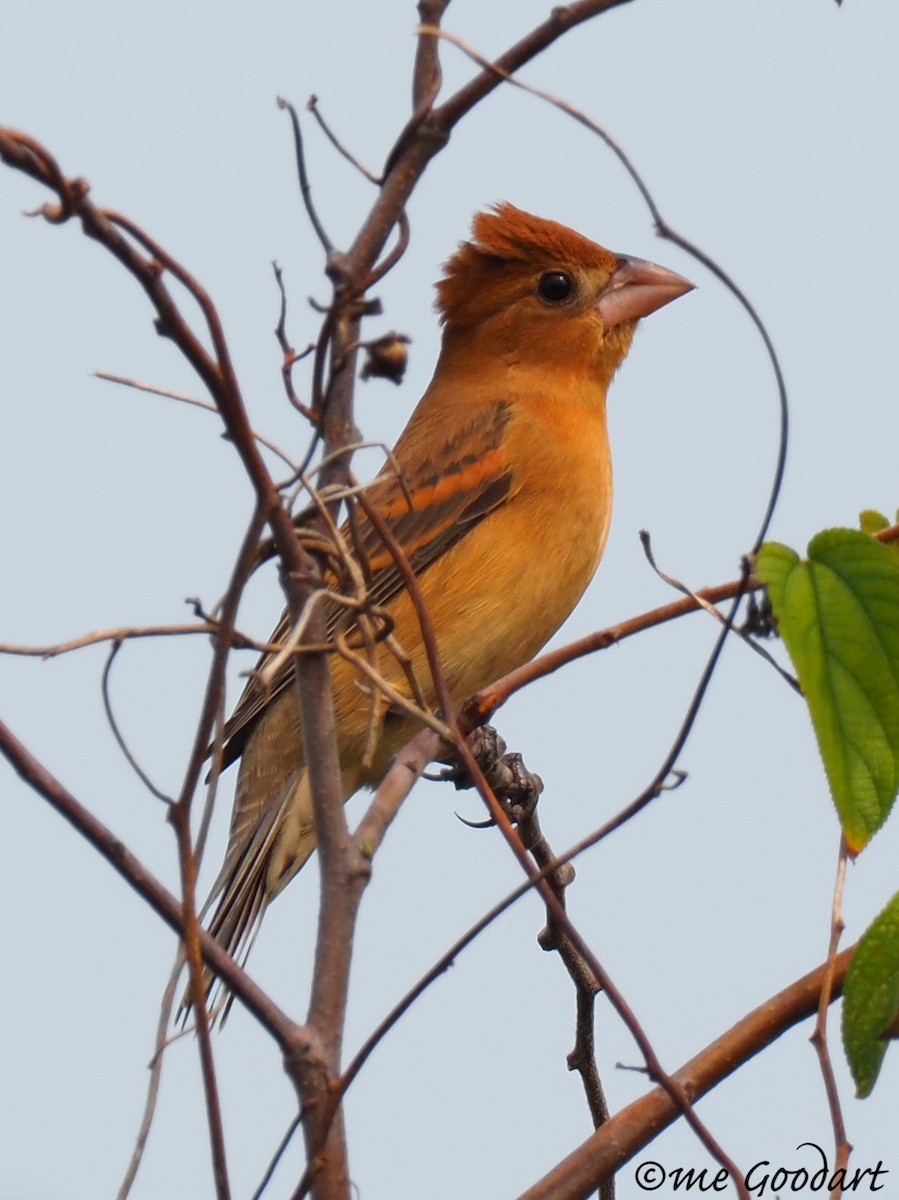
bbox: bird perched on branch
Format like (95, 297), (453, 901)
(197, 203), (692, 1001)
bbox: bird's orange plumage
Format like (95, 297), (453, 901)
(200, 204), (692, 980)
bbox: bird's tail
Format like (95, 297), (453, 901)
(177, 770), (317, 1025)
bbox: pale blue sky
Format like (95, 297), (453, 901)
(3, 2), (899, 1197)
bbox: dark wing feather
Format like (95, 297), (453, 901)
(219, 402), (513, 767)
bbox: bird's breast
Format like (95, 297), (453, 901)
(410, 392), (612, 699)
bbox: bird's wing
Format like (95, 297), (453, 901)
(218, 401), (514, 766)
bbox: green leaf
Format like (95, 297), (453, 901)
(757, 529), (899, 853)
(859, 509), (890, 536)
(843, 893), (899, 1095)
(859, 509), (899, 564)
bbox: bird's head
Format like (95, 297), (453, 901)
(436, 204), (693, 389)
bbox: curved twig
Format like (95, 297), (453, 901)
(277, 97), (334, 254)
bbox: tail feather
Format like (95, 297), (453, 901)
(178, 771), (306, 1025)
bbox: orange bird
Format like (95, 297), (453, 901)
(203, 204), (692, 973)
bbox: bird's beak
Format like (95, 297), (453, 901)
(595, 257), (694, 330)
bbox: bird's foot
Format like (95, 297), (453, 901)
(439, 723), (543, 825)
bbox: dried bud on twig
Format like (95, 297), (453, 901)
(359, 332), (411, 384)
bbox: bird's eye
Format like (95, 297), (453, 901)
(537, 271), (575, 304)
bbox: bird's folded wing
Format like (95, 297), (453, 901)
(218, 401), (515, 766)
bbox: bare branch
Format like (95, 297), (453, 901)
(472, 521), (899, 722)
(354, 727), (440, 863)
(0, 717), (298, 1041)
(412, 1), (451, 111)
(468, 577), (752, 723)
(519, 949), (855, 1200)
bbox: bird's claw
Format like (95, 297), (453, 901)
(443, 724), (543, 826)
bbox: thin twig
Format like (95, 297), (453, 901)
(271, 262), (317, 423)
(639, 531), (800, 693)
(811, 836), (851, 1198)
(170, 505), (276, 1199)
(93, 371), (301, 470)
(0, 621), (226, 659)
(101, 641), (174, 804)
(277, 97), (334, 254)
(363, 210), (411, 290)
(117, 954), (183, 1199)
(428, 2), (634, 131)
(252, 1113), (304, 1200)
(306, 95), (380, 184)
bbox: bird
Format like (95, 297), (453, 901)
(197, 203), (692, 998)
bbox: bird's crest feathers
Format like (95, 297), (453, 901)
(436, 203), (617, 329)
